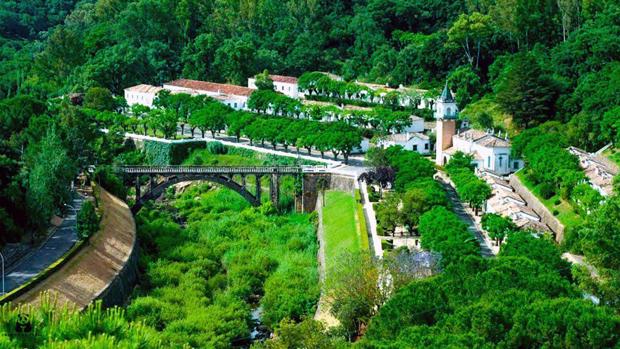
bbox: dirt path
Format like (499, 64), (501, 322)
(435, 172), (495, 257)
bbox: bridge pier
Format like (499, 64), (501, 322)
(256, 175), (262, 203)
(270, 174), (280, 208)
(135, 175), (141, 203)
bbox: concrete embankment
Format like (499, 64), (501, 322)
(13, 187), (138, 310)
(509, 174), (565, 242)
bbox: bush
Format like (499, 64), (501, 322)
(207, 141), (228, 155)
(144, 140), (206, 165)
(77, 201), (100, 239)
(554, 199), (561, 205)
(553, 209), (559, 216)
(539, 183), (555, 200)
(94, 166), (127, 199)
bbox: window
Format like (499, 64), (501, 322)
(281, 86), (284, 91)
(499, 156), (503, 167)
(424, 143), (429, 150)
(514, 161), (519, 169)
(234, 103), (237, 108)
(413, 145), (418, 151)
(487, 156), (491, 167)
(446, 107), (451, 116)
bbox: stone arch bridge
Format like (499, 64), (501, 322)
(118, 166), (331, 213)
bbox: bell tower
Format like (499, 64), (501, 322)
(435, 81), (458, 166)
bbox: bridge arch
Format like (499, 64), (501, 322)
(133, 174), (260, 213)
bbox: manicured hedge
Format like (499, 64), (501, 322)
(143, 140), (206, 165)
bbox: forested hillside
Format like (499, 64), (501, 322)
(2, 0), (619, 147)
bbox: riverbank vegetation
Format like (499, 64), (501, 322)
(130, 184), (319, 347)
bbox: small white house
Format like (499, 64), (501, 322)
(124, 84), (163, 108)
(248, 74), (301, 99)
(403, 115), (425, 133)
(163, 79), (254, 110)
(378, 132), (431, 155)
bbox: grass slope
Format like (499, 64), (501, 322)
(516, 171), (582, 228)
(322, 191), (364, 280)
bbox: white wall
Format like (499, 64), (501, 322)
(403, 118), (425, 133)
(378, 136), (430, 155)
(125, 90), (157, 108)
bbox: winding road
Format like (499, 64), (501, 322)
(3, 195), (83, 294)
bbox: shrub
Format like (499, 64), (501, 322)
(94, 165), (127, 199)
(539, 183), (555, 199)
(76, 201), (100, 239)
(144, 140), (206, 165)
(554, 199), (561, 205)
(207, 141), (228, 155)
(553, 209), (559, 216)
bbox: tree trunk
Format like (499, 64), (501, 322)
(201, 130), (205, 138)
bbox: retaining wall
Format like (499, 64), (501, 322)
(509, 174), (565, 242)
(13, 187), (138, 310)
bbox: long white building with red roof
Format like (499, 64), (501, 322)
(124, 79), (255, 110)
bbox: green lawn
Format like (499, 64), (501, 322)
(516, 171), (582, 228)
(322, 191), (365, 278)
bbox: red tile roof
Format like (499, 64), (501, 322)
(165, 79), (254, 97)
(269, 74), (298, 84)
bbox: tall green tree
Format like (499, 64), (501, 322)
(494, 53), (559, 128)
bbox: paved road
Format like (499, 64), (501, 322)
(3, 196), (83, 294)
(436, 174), (495, 257)
(177, 126), (368, 177)
(359, 181), (383, 258)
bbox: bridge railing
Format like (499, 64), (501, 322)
(117, 165), (328, 175)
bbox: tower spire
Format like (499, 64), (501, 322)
(440, 80), (454, 103)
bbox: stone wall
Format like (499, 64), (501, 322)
(329, 175), (356, 192)
(509, 174), (565, 242)
(14, 187), (138, 310)
(300, 174), (356, 213)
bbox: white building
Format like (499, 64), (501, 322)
(434, 82), (523, 176)
(248, 74), (301, 99)
(124, 84), (163, 108)
(378, 132), (431, 154)
(403, 115), (425, 133)
(163, 79), (254, 110)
